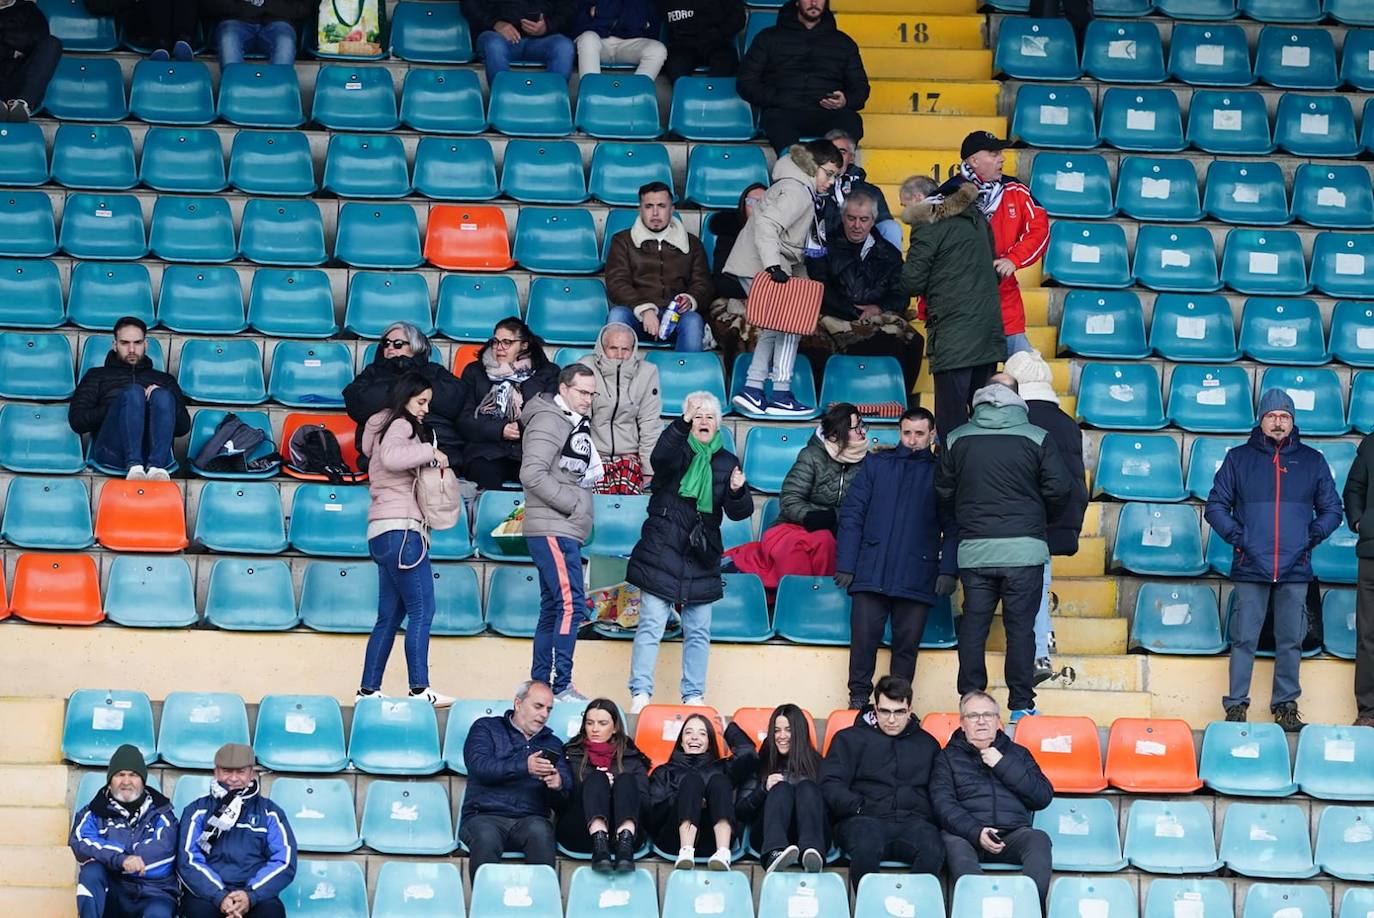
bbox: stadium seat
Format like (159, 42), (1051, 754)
(1083, 20), (1166, 82)
(177, 338), (267, 405)
(335, 203), (424, 269)
(575, 73), (660, 139)
(1352, 372), (1374, 433)
(1187, 90), (1274, 154)
(217, 64), (303, 127)
(433, 274), (519, 341)
(820, 709), (859, 757)
(8, 552), (102, 625)
(281, 859), (368, 918)
(63, 688), (156, 766)
(0, 190), (56, 256)
(742, 426), (811, 493)
(950, 875), (1040, 918)
(51, 124), (136, 190)
(280, 414), (363, 482)
(818, 355), (909, 420)
(390, 1), (472, 62)
(1293, 724), (1374, 799)
(1341, 29), (1374, 89)
(0, 404), (83, 473)
(251, 695), (348, 774)
(1150, 294), (1240, 362)
(1130, 582), (1225, 653)
(634, 704), (725, 768)
(1239, 0), (1321, 20)
(1076, 363), (1166, 429)
(373, 861), (465, 918)
(266, 340), (351, 408)
(289, 484), (368, 557)
(1030, 153), (1114, 219)
(703, 574), (771, 643)
(996, 18), (1081, 81)
(500, 139), (587, 204)
(294, 559), (377, 632)
(149, 196), (236, 263)
(919, 712), (960, 748)
(424, 204), (514, 271)
(1255, 27), (1338, 89)
(1239, 297), (1327, 364)
(0, 332), (74, 400)
(413, 136), (499, 201)
(470, 864), (560, 918)
(684, 144), (770, 209)
(59, 192), (147, 260)
(586, 494), (650, 558)
(1258, 367), (1347, 435)
(1322, 588), (1357, 659)
(486, 565), (541, 637)
(400, 67), (487, 134)
(1012, 715), (1107, 793)
(1117, 155), (1202, 222)
(349, 695), (444, 774)
(45, 56), (126, 121)
(1168, 364), (1255, 432)
(245, 271), (335, 340)
(1168, 23), (1253, 86)
(239, 199), (327, 266)
(104, 555), (197, 628)
(442, 698), (507, 774)
(157, 691), (250, 768)
(1143, 880), (1232, 918)
(67, 262), (153, 331)
(1123, 800), (1221, 873)
(311, 65), (398, 131)
(525, 277), (608, 344)
(1046, 877), (1136, 918)
(1240, 885), (1330, 918)
(0, 123), (47, 188)
(774, 575), (851, 644)
(669, 77), (754, 141)
(129, 60), (214, 124)
(0, 258), (61, 330)
(645, 352), (727, 417)
(139, 127), (228, 194)
(474, 492), (529, 559)
(1094, 434), (1186, 500)
(1311, 521), (1358, 583)
(1291, 164), (1374, 229)
(855, 874), (943, 918)
(1204, 160), (1290, 226)
(344, 271), (433, 339)
(1312, 232), (1374, 299)
(227, 130), (316, 196)
(361, 780), (457, 855)
(588, 142), (672, 207)
(1113, 501), (1208, 577)
(488, 71), (572, 136)
(1033, 798), (1126, 872)
(265, 777), (358, 851)
(759, 872), (848, 918)
(1044, 221), (1131, 287)
(566, 866), (657, 916)
(1106, 717), (1203, 793)
(513, 207), (600, 273)
(321, 133), (410, 199)
(94, 480), (187, 551)
(187, 408), (278, 479)
(427, 563), (482, 633)
(1199, 720), (1297, 796)
(2, 476), (92, 549)
(1329, 0), (1374, 24)
(40, 0), (117, 49)
(192, 482), (287, 554)
(1315, 807), (1374, 881)
(1312, 438), (1356, 494)
(742, 10), (777, 50)
(1011, 84), (1098, 148)
(1132, 225), (1221, 291)
(729, 352), (819, 421)
(1219, 803), (1316, 877)
(1100, 87), (1186, 151)
(1275, 94), (1359, 157)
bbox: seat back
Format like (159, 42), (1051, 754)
(1321, 588), (1357, 659)
(950, 875), (1041, 918)
(130, 60), (214, 124)
(349, 696), (443, 774)
(774, 576), (851, 644)
(514, 207), (601, 274)
(1131, 225), (1221, 292)
(373, 860), (467, 918)
(662, 869), (752, 918)
(51, 123), (136, 190)
(1012, 715), (1107, 792)
(0, 191), (57, 257)
(217, 63), (304, 127)
(413, 136), (499, 201)
(63, 689), (156, 765)
(575, 73), (661, 140)
(299, 561), (379, 632)
(322, 133), (411, 199)
(158, 265), (245, 334)
(1187, 90), (1273, 154)
(424, 205), (513, 271)
(1151, 294), (1240, 362)
(1011, 84), (1098, 149)
(362, 780), (457, 855)
(68, 261), (154, 330)
(289, 484), (369, 557)
(435, 274), (519, 341)
(1166, 364), (1255, 433)
(344, 271), (433, 338)
(1291, 164), (1374, 229)
(267, 340), (351, 408)
(1294, 724), (1374, 799)
(0, 404), (83, 473)
(1130, 582), (1224, 653)
(1239, 298), (1327, 365)
(1222, 229), (1311, 296)
(1106, 717), (1202, 792)
(95, 480), (187, 551)
(1030, 153), (1115, 219)
(855, 874), (944, 918)
(1084, 19), (1166, 83)
(267, 777), (359, 852)
(400, 67), (487, 134)
(1094, 434), (1186, 501)
(1034, 799), (1126, 871)
(9, 552), (103, 624)
(60, 192), (147, 260)
(1255, 26), (1338, 89)
(1240, 884), (1330, 918)
(821, 709), (859, 755)
(336, 202), (423, 269)
(281, 859), (369, 917)
(684, 144), (770, 209)
(818, 355), (907, 419)
(1045, 221), (1131, 287)
(2, 476), (93, 549)
(488, 71), (573, 136)
(669, 77), (755, 141)
(1275, 93), (1358, 157)
(1312, 232), (1374, 299)
(634, 704), (725, 767)
(148, 195), (235, 264)
(1219, 802), (1316, 877)
(567, 866), (656, 918)
(228, 130), (317, 196)
(442, 699), (508, 774)
(500, 139), (588, 204)
(312, 64), (398, 131)
(104, 555), (197, 627)
(1124, 799), (1221, 872)
(526, 277), (608, 342)
(1076, 363), (1165, 430)
(46, 56), (127, 121)
(1117, 156), (1203, 222)
(643, 351), (727, 417)
(254, 694), (347, 773)
(996, 18), (1081, 81)
(0, 258), (62, 328)
(1315, 808), (1374, 882)
(390, 1), (473, 63)
(39, 0), (118, 50)
(1100, 87), (1185, 151)
(1168, 23), (1253, 86)
(0, 122), (48, 189)
(759, 872), (849, 918)
(1143, 880), (1232, 918)
(157, 691), (250, 768)
(589, 141), (672, 206)
(239, 199), (327, 266)
(712, 573), (773, 642)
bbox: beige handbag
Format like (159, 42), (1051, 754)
(414, 437), (463, 531)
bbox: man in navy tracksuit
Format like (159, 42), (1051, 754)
(177, 744), (296, 918)
(71, 744), (179, 918)
(1206, 388), (1343, 731)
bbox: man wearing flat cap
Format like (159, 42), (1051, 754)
(177, 743), (297, 918)
(71, 743), (179, 918)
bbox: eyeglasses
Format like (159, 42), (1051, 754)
(570, 386), (596, 398)
(849, 421), (867, 432)
(962, 711), (1000, 722)
(875, 707), (909, 719)
(489, 336), (523, 349)
(381, 338), (410, 350)
(819, 167), (841, 179)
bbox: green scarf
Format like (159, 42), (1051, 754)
(678, 431), (723, 513)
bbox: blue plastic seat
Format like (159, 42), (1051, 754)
(1275, 93), (1359, 157)
(312, 65), (398, 131)
(1187, 90), (1274, 154)
(589, 142), (673, 207)
(0, 123), (47, 187)
(1011, 84), (1099, 148)
(400, 67), (487, 134)
(248, 269), (337, 338)
(63, 689), (156, 766)
(1116, 156), (1201, 222)
(297, 561), (376, 632)
(104, 556), (198, 628)
(289, 484), (368, 557)
(1312, 232), (1374, 298)
(1132, 225), (1221, 292)
(1168, 24), (1253, 86)
(1046, 878), (1136, 918)
(819, 355), (907, 420)
(51, 124), (135, 190)
(1143, 881), (1232, 918)
(1352, 371), (1374, 432)
(335, 202), (424, 269)
(1149, 294), (1240, 362)
(950, 875), (1040, 918)
(1291, 164), (1374, 229)
(442, 699), (507, 774)
(1258, 367), (1347, 435)
(1329, 0), (1374, 24)
(1155, 0), (1238, 15)
(252, 695), (347, 773)
(566, 866), (657, 917)
(995, 18), (1081, 81)
(68, 261), (153, 330)
(1123, 799), (1222, 873)
(139, 127), (227, 193)
(267, 340), (351, 408)
(59, 193), (147, 260)
(1203, 160), (1290, 226)
(1239, 0), (1321, 21)
(1255, 27), (1338, 89)
(39, 0), (117, 49)
(742, 426), (814, 493)
(759, 872), (848, 918)
(1083, 19), (1166, 82)
(172, 775), (212, 810)
(322, 133), (411, 199)
(1341, 29), (1374, 89)
(1, 476), (92, 549)
(1167, 364), (1254, 432)
(1101, 87), (1186, 151)
(1312, 521), (1358, 583)
(177, 338), (267, 404)
(217, 64), (303, 127)
(242, 195), (332, 262)
(1033, 797), (1127, 871)
(743, 10), (777, 52)
(349, 695), (443, 774)
(1076, 363), (1166, 429)
(432, 275), (517, 343)
(854, 874), (942, 918)
(1221, 229), (1310, 295)
(390, 1), (472, 62)
(524, 277), (607, 344)
(587, 494), (650, 557)
(343, 271), (433, 339)
(0, 404), (83, 473)
(158, 691), (251, 768)
(1095, 434), (1186, 500)
(705, 573), (771, 642)
(684, 144), (770, 209)
(1237, 298), (1326, 364)
(0, 191), (55, 258)
(1184, 437), (1240, 501)
(265, 777), (357, 851)
(662, 871), (753, 918)
(500, 139), (587, 204)
(1029, 153), (1114, 218)
(0, 332), (74, 400)
(362, 780), (456, 854)
(470, 864), (560, 917)
(1060, 291), (1148, 358)
(1198, 721), (1296, 797)
(487, 565), (541, 637)
(1315, 807), (1374, 880)
(193, 481), (287, 554)
(45, 56), (126, 121)
(281, 860), (368, 918)
(1293, 724), (1374, 799)
(149, 196), (236, 263)
(129, 60), (214, 124)
(1241, 885), (1330, 918)
(228, 130), (316, 196)
(373, 861), (466, 918)
(204, 559), (298, 630)
(729, 353), (819, 421)
(514, 207), (601, 274)
(1312, 438), (1356, 494)
(774, 575), (851, 644)
(1112, 502), (1208, 576)
(474, 490), (530, 560)
(575, 73), (660, 139)
(1130, 581), (1224, 653)
(427, 563), (482, 634)
(488, 71), (572, 137)
(1044, 221), (1131, 287)
(157, 266), (245, 336)
(641, 351), (725, 418)
(413, 136), (498, 200)
(1087, 0), (1150, 11)
(1219, 803), (1316, 877)
(668, 77), (754, 141)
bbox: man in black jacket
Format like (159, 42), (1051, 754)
(821, 675), (944, 890)
(930, 690), (1054, 906)
(69, 316), (191, 480)
(737, 0), (869, 152)
(822, 130), (900, 249)
(464, 0), (576, 81)
(0, 0), (60, 122)
(205, 0), (313, 66)
(1345, 430), (1374, 728)
(660, 0), (745, 80)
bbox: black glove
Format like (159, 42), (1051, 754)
(834, 571), (854, 590)
(765, 265), (789, 284)
(802, 509), (837, 533)
(936, 574), (958, 597)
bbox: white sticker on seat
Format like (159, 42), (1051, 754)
(1021, 35), (1049, 58)
(92, 708), (124, 731)
(885, 897), (917, 918)
(390, 801), (418, 821)
(1040, 105), (1069, 126)
(1196, 387), (1227, 406)
(1213, 109), (1242, 131)
(1281, 46), (1311, 68)
(1356, 328), (1374, 350)
(324, 503), (343, 511)
(1230, 742), (1260, 759)
(1136, 739), (1168, 756)
(1085, 314), (1115, 335)
(1267, 326), (1298, 348)
(1231, 184), (1260, 205)
(304, 359), (321, 368)
(1059, 813), (1091, 836)
(1273, 908), (1302, 918)
(1316, 187), (1346, 208)
(189, 704), (221, 724)
(1155, 814), (1185, 837)
(1287, 389), (1315, 412)
(694, 892), (726, 914)
(1126, 109), (1156, 132)
(1249, 825), (1277, 841)
(1325, 738), (1356, 762)
(1079, 898), (1110, 918)
(789, 893), (820, 918)
(1343, 822), (1372, 843)
(1055, 171), (1086, 193)
(1108, 40), (1137, 60)
(295, 805), (324, 819)
(1041, 735), (1073, 753)
(1194, 45), (1224, 67)
(285, 713), (316, 735)
(1108, 384), (1137, 403)
(1122, 458), (1151, 477)
(1299, 113), (1329, 136)
(1336, 253), (1366, 276)
(1161, 603), (1189, 626)
(982, 896), (1015, 918)
(1173, 896), (1204, 918)
(1140, 177), (1172, 199)
(1070, 244), (1101, 264)
(503, 886), (533, 908)
(662, 719), (684, 741)
(600, 890), (631, 908)
(403, 883), (435, 902)
(309, 882), (337, 900)
(1176, 317), (1207, 340)
(1161, 249), (1192, 269)
(1249, 252), (1279, 275)
(1142, 527), (1173, 548)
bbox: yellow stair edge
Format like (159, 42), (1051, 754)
(0, 806), (71, 847)
(0, 765), (68, 809)
(0, 844), (76, 888)
(0, 698), (64, 765)
(861, 48), (992, 81)
(1053, 538), (1105, 578)
(862, 113), (1007, 149)
(834, 13), (986, 50)
(865, 80), (1002, 116)
(0, 886), (74, 918)
(1032, 687), (1155, 720)
(987, 615), (1128, 656)
(1051, 577), (1118, 620)
(832, 0), (979, 13)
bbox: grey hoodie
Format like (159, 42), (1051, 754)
(518, 393), (595, 542)
(578, 323), (662, 474)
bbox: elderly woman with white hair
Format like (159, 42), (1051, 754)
(624, 391), (753, 712)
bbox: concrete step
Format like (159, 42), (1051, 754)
(835, 13), (987, 50)
(859, 48), (993, 81)
(0, 844), (73, 887)
(1054, 537), (1106, 578)
(987, 613), (1129, 656)
(1050, 577), (1119, 620)
(0, 698), (63, 765)
(1031, 685), (1154, 719)
(0, 887), (73, 918)
(0, 806), (69, 847)
(0, 765), (68, 809)
(833, 0), (978, 12)
(862, 147), (1023, 184)
(861, 112), (1007, 148)
(865, 79), (1002, 116)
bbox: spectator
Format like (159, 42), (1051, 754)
(578, 323), (661, 495)
(727, 403), (868, 587)
(647, 714), (756, 869)
(459, 681), (571, 880)
(355, 373), (454, 709)
(737, 0), (869, 153)
(343, 321), (464, 471)
(457, 318), (560, 491)
(71, 744), (179, 918)
(735, 703), (827, 874)
(659, 0), (744, 81)
(821, 130), (900, 250)
(1031, 0), (1091, 51)
(0, 0), (57, 121)
(520, 364), (601, 702)
(821, 675), (943, 891)
(835, 407), (958, 708)
(177, 744), (296, 918)
(82, 0), (195, 61)
(557, 698), (652, 871)
(803, 190), (924, 400)
(573, 0), (665, 78)
(937, 381), (1073, 721)
(1004, 350), (1086, 685)
(725, 140), (844, 418)
(707, 182), (767, 304)
(1205, 388), (1342, 731)
(949, 132), (1049, 360)
(463, 0), (576, 81)
(69, 316), (191, 481)
(1345, 430), (1374, 727)
(626, 391), (752, 712)
(899, 178), (1005, 447)
(204, 0), (310, 66)
(605, 182), (712, 353)
(931, 691), (1054, 906)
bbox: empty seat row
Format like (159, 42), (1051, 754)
(0, 478), (185, 553)
(991, 0), (1373, 26)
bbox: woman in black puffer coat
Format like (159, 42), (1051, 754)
(557, 699), (653, 873)
(647, 714), (756, 870)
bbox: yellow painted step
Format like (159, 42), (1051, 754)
(835, 14), (986, 50)
(833, 0), (978, 13)
(1032, 686), (1154, 719)
(861, 113), (1007, 149)
(1050, 576), (1118, 619)
(1146, 656), (1357, 728)
(1027, 324), (1059, 356)
(1022, 286), (1049, 325)
(0, 806), (69, 846)
(988, 613), (1127, 656)
(865, 80), (1001, 116)
(861, 48), (993, 81)
(0, 698), (62, 764)
(911, 340), (1070, 394)
(1052, 537), (1105, 578)
(0, 844), (73, 887)
(0, 765), (67, 808)
(0, 887), (73, 918)
(861, 148), (1021, 185)
(1081, 502), (1103, 535)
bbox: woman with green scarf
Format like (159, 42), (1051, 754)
(626, 391), (754, 714)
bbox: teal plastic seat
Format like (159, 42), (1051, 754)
(267, 340), (351, 408)
(514, 208), (601, 274)
(400, 67), (487, 134)
(443, 699), (507, 774)
(1352, 373), (1374, 433)
(1294, 724), (1374, 799)
(435, 274), (519, 340)
(39, 0), (118, 50)
(1143, 880), (1232, 918)
(470, 864), (560, 918)
(104, 556), (197, 628)
(1033, 797), (1126, 871)
(1047, 878), (1136, 918)
(1150, 294), (1239, 362)
(253, 695), (347, 773)
(587, 494), (649, 557)
(238, 199), (327, 266)
(282, 859), (368, 918)
(414, 136), (499, 200)
(819, 355), (906, 420)
(1168, 24), (1253, 86)
(488, 71), (572, 137)
(298, 561), (376, 632)
(0, 123), (48, 187)
(177, 338), (267, 405)
(1240, 885), (1330, 918)
(710, 573), (772, 642)
(1132, 225), (1221, 291)
(1113, 502), (1207, 576)
(669, 77), (754, 141)
(759, 872), (848, 918)
(73, 769), (162, 816)
(1101, 87), (1186, 151)
(1292, 164), (1374, 229)
(1, 477), (92, 549)
(1045, 221), (1131, 287)
(1238, 298), (1326, 364)
(645, 351), (727, 417)
(1094, 434), (1186, 500)
(1187, 90), (1274, 154)
(362, 780), (457, 854)
(349, 695), (443, 774)
(1315, 807), (1374, 880)
(1076, 363), (1166, 429)
(0, 332), (74, 400)
(1199, 721), (1296, 795)
(742, 426), (811, 493)
(344, 271), (433, 338)
(1084, 20), (1166, 82)
(487, 565), (541, 637)
(187, 409), (278, 479)
(158, 691), (250, 768)
(567, 866), (656, 918)
(684, 144), (770, 209)
(248, 269), (337, 338)
(1116, 156), (1201, 223)
(1204, 160), (1290, 226)
(1220, 803), (1316, 877)
(1011, 84), (1099, 148)
(60, 193), (147, 260)
(1275, 94), (1359, 157)
(500, 139), (587, 204)
(743, 10), (776, 51)
(193, 482), (287, 554)
(336, 203), (424, 269)
(374, 862), (465, 918)
(1311, 438), (1356, 493)
(575, 73), (661, 139)
(228, 130), (316, 196)
(289, 484), (368, 557)
(45, 56), (126, 121)
(312, 65), (398, 130)
(1256, 27), (1338, 89)
(1342, 30), (1374, 89)
(51, 124), (136, 190)
(995, 18), (1081, 81)
(217, 64), (304, 127)
(525, 277), (607, 343)
(1123, 799), (1222, 873)
(139, 127), (228, 193)
(1130, 582), (1224, 653)
(774, 575), (851, 644)
(0, 191), (56, 256)
(171, 774), (214, 814)
(129, 60), (214, 124)
(661, 871), (753, 918)
(62, 689), (156, 766)
(322, 133), (411, 199)
(1322, 588), (1356, 659)
(474, 490), (530, 560)
(0, 404), (83, 473)
(68, 262), (153, 330)
(431, 563), (482, 634)
(1257, 367), (1347, 435)
(390, 1), (473, 62)
(1239, 0), (1320, 20)
(1312, 522), (1357, 583)
(151, 197), (237, 263)
(951, 875), (1040, 918)
(1029, 153), (1114, 219)
(589, 142), (673, 207)
(266, 777), (358, 851)
(1167, 364), (1254, 432)
(1330, 0), (1374, 24)
(1312, 232), (1374, 299)
(855, 874), (942, 918)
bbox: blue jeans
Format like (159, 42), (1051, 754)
(528, 535), (586, 693)
(1005, 332), (1033, 359)
(362, 530), (436, 692)
(1034, 559), (1052, 658)
(477, 31), (575, 82)
(629, 592), (711, 700)
(1226, 581), (1307, 709)
(77, 862), (175, 918)
(92, 384), (176, 472)
(607, 305), (706, 352)
(215, 20), (298, 66)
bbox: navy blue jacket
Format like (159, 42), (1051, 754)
(573, 0), (659, 38)
(461, 713), (572, 821)
(929, 729), (1053, 846)
(177, 784), (296, 907)
(71, 787), (179, 895)
(836, 444), (957, 603)
(1204, 426), (1343, 583)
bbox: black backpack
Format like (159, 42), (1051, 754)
(193, 413), (277, 474)
(287, 425), (362, 485)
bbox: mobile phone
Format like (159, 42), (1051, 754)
(538, 749), (559, 765)
(987, 829), (1003, 844)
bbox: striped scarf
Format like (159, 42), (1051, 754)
(960, 161), (1006, 217)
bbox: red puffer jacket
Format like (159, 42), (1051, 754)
(985, 178), (1049, 336)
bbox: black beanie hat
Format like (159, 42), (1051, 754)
(107, 743), (148, 785)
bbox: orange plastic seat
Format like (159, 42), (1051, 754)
(730, 706), (817, 750)
(0, 564), (8, 620)
(451, 343), (481, 376)
(1012, 714), (1108, 793)
(821, 708), (859, 755)
(280, 413), (366, 482)
(921, 712), (962, 747)
(423, 205), (514, 271)
(94, 480), (188, 552)
(9, 553), (103, 625)
(634, 704), (724, 767)
(1105, 717), (1202, 793)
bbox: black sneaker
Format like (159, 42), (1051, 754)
(614, 829), (636, 873)
(848, 696), (868, 711)
(764, 844), (798, 874)
(1033, 657), (1054, 685)
(590, 830), (613, 873)
(1224, 703), (1249, 723)
(1272, 702), (1305, 733)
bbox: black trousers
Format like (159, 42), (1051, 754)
(848, 591), (931, 703)
(1029, 0), (1092, 48)
(0, 36), (61, 109)
(757, 779), (828, 855)
(760, 106), (864, 154)
(555, 771), (644, 853)
(140, 0), (200, 47)
(650, 771), (735, 855)
(1357, 558), (1374, 719)
(943, 827), (1054, 906)
(664, 45), (740, 82)
(933, 363), (995, 446)
(836, 815), (944, 891)
(463, 455), (521, 491)
(183, 898), (285, 918)
(459, 814), (557, 881)
(958, 565), (1044, 711)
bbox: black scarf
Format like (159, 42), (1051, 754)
(196, 780), (257, 854)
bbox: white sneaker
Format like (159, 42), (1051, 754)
(674, 846), (695, 870)
(145, 467), (171, 482)
(630, 693), (652, 714)
(555, 687), (588, 703)
(682, 695), (706, 707)
(708, 847), (731, 871)
(354, 690), (384, 704)
(126, 465), (147, 480)
(410, 687), (454, 708)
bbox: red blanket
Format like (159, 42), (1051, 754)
(725, 523), (837, 589)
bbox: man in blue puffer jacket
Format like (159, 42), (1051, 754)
(1205, 388), (1343, 731)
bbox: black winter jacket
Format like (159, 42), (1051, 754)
(734, 752), (821, 827)
(343, 352), (466, 470)
(0, 0), (51, 59)
(202, 0), (314, 24)
(1025, 399), (1088, 556)
(463, 0), (576, 35)
(737, 0), (869, 113)
(69, 351), (191, 438)
(565, 735), (652, 791)
(461, 712), (572, 821)
(658, 0), (745, 57)
(1344, 432), (1374, 560)
(822, 165), (893, 242)
(647, 722), (757, 828)
(456, 349), (560, 465)
(805, 230), (907, 321)
(626, 418), (753, 605)
(820, 708), (940, 824)
(929, 729), (1054, 845)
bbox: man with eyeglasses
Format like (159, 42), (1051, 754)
(930, 691), (1053, 906)
(821, 675), (944, 891)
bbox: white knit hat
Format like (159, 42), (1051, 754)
(1003, 349), (1059, 405)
